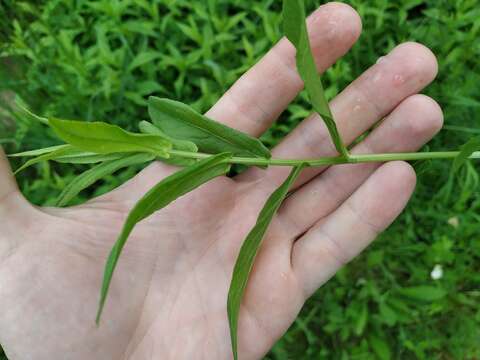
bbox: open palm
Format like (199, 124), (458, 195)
(0, 3), (443, 360)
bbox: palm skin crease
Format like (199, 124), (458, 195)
(0, 2), (444, 360)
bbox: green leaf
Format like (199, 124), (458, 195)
(138, 120), (198, 153)
(48, 118), (172, 157)
(15, 101), (49, 125)
(8, 144), (70, 157)
(127, 51), (162, 71)
(354, 302), (368, 336)
(227, 164), (305, 360)
(136, 81), (166, 96)
(9, 145), (124, 164)
(379, 301), (397, 327)
(368, 334), (391, 360)
(139, 120), (199, 166)
(96, 152), (233, 324)
(282, 0), (348, 158)
(56, 153), (155, 207)
(14, 145), (81, 174)
(397, 286), (447, 302)
(53, 153), (126, 164)
(148, 97), (271, 159)
(453, 136), (480, 172)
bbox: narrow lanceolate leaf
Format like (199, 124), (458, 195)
(96, 153), (233, 324)
(56, 153), (155, 207)
(53, 152), (125, 164)
(8, 144), (70, 157)
(48, 118), (172, 158)
(13, 145), (126, 173)
(148, 97), (271, 159)
(453, 136), (480, 172)
(10, 144), (123, 164)
(227, 164), (305, 360)
(139, 120), (198, 166)
(282, 0), (348, 158)
(14, 145), (80, 174)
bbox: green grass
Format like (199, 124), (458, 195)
(1, 0), (479, 358)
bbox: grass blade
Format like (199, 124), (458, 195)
(282, 0), (348, 158)
(453, 136), (480, 172)
(48, 118), (172, 157)
(227, 164), (305, 360)
(148, 97), (271, 159)
(56, 153), (155, 207)
(96, 152), (233, 324)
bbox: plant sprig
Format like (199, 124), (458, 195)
(8, 0), (480, 359)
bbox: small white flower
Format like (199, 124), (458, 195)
(447, 217), (459, 228)
(431, 264), (443, 280)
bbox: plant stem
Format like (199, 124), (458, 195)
(169, 150), (480, 167)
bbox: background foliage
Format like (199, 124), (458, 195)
(1, 0), (479, 358)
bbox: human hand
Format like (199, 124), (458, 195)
(0, 3), (442, 359)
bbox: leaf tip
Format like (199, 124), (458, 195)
(95, 297), (106, 326)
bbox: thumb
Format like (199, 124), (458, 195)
(0, 146), (19, 204)
(0, 147), (26, 264)
(0, 146), (39, 263)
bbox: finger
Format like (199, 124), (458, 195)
(206, 2), (362, 135)
(239, 42), (438, 187)
(291, 161), (416, 297)
(279, 94), (443, 237)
